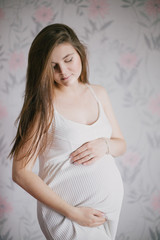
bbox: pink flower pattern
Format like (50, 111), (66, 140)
(0, 196), (12, 219)
(145, 0), (160, 16)
(0, 103), (7, 119)
(151, 192), (160, 213)
(88, 0), (109, 18)
(34, 6), (54, 23)
(9, 51), (25, 71)
(148, 94), (160, 116)
(119, 52), (138, 69)
(0, 8), (5, 20)
(121, 151), (141, 167)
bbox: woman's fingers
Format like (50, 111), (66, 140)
(93, 210), (105, 217)
(73, 206), (107, 227)
(72, 156), (98, 166)
(94, 215), (107, 226)
(71, 150), (91, 162)
(70, 145), (95, 164)
(72, 153), (95, 165)
(70, 143), (89, 158)
(91, 215), (107, 227)
(70, 138), (106, 165)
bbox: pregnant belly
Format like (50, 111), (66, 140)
(45, 154), (124, 220)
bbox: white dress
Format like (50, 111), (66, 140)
(37, 84), (124, 240)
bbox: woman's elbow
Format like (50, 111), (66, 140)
(12, 169), (21, 184)
(12, 165), (26, 186)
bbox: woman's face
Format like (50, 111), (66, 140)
(50, 42), (82, 88)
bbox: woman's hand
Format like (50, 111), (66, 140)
(70, 138), (108, 166)
(69, 206), (106, 227)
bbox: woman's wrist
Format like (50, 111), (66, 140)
(67, 206), (78, 221)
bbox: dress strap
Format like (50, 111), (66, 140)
(86, 84), (100, 103)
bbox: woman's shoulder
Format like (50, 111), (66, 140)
(89, 84), (109, 102)
(89, 83), (106, 92)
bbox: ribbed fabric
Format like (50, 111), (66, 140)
(37, 84), (124, 240)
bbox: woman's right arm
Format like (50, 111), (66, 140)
(12, 143), (106, 227)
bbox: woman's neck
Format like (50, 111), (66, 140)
(53, 82), (87, 98)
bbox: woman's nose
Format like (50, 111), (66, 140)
(58, 64), (67, 74)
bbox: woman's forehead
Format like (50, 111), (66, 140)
(51, 43), (76, 62)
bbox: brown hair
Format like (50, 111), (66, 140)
(9, 23), (89, 164)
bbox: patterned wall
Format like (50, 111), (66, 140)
(0, 0), (160, 239)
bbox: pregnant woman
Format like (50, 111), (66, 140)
(10, 24), (126, 240)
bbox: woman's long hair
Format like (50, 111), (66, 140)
(9, 23), (89, 165)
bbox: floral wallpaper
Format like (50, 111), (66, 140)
(0, 0), (160, 239)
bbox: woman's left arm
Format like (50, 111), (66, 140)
(98, 85), (127, 157)
(70, 85), (126, 165)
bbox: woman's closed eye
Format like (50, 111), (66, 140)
(52, 57), (73, 70)
(65, 57), (73, 63)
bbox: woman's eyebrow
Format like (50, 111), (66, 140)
(63, 53), (74, 59)
(51, 53), (74, 63)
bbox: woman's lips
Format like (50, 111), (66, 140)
(61, 75), (71, 81)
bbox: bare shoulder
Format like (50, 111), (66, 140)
(89, 84), (124, 139)
(89, 83), (115, 117)
(90, 84), (106, 93)
(89, 84), (110, 104)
